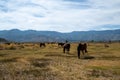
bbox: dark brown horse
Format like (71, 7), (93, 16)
(77, 43), (87, 59)
(40, 43), (46, 47)
(58, 43), (65, 47)
(63, 43), (70, 53)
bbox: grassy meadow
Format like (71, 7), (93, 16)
(0, 42), (120, 80)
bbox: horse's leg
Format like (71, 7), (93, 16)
(85, 48), (87, 53)
(82, 50), (85, 55)
(63, 47), (65, 53)
(67, 48), (69, 54)
(78, 50), (80, 59)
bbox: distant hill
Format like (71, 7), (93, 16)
(0, 38), (8, 43)
(0, 29), (120, 42)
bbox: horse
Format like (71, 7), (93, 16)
(58, 43), (65, 47)
(77, 43), (87, 59)
(40, 43), (46, 47)
(63, 43), (70, 53)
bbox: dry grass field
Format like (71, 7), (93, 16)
(0, 42), (120, 80)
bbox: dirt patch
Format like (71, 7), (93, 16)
(29, 58), (52, 68)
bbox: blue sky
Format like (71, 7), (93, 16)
(0, 0), (120, 32)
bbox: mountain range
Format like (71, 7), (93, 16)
(0, 29), (120, 42)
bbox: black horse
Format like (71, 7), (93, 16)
(63, 43), (70, 53)
(77, 43), (87, 59)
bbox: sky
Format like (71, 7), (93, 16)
(0, 0), (120, 32)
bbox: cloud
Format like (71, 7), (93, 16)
(0, 0), (120, 32)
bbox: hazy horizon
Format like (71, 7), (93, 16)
(0, 28), (120, 33)
(0, 0), (120, 32)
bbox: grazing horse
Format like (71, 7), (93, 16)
(58, 43), (65, 47)
(77, 43), (87, 59)
(40, 43), (46, 47)
(63, 43), (70, 53)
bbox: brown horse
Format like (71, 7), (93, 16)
(58, 43), (65, 47)
(63, 43), (70, 53)
(40, 43), (46, 47)
(77, 43), (87, 59)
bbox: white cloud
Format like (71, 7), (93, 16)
(0, 0), (120, 32)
